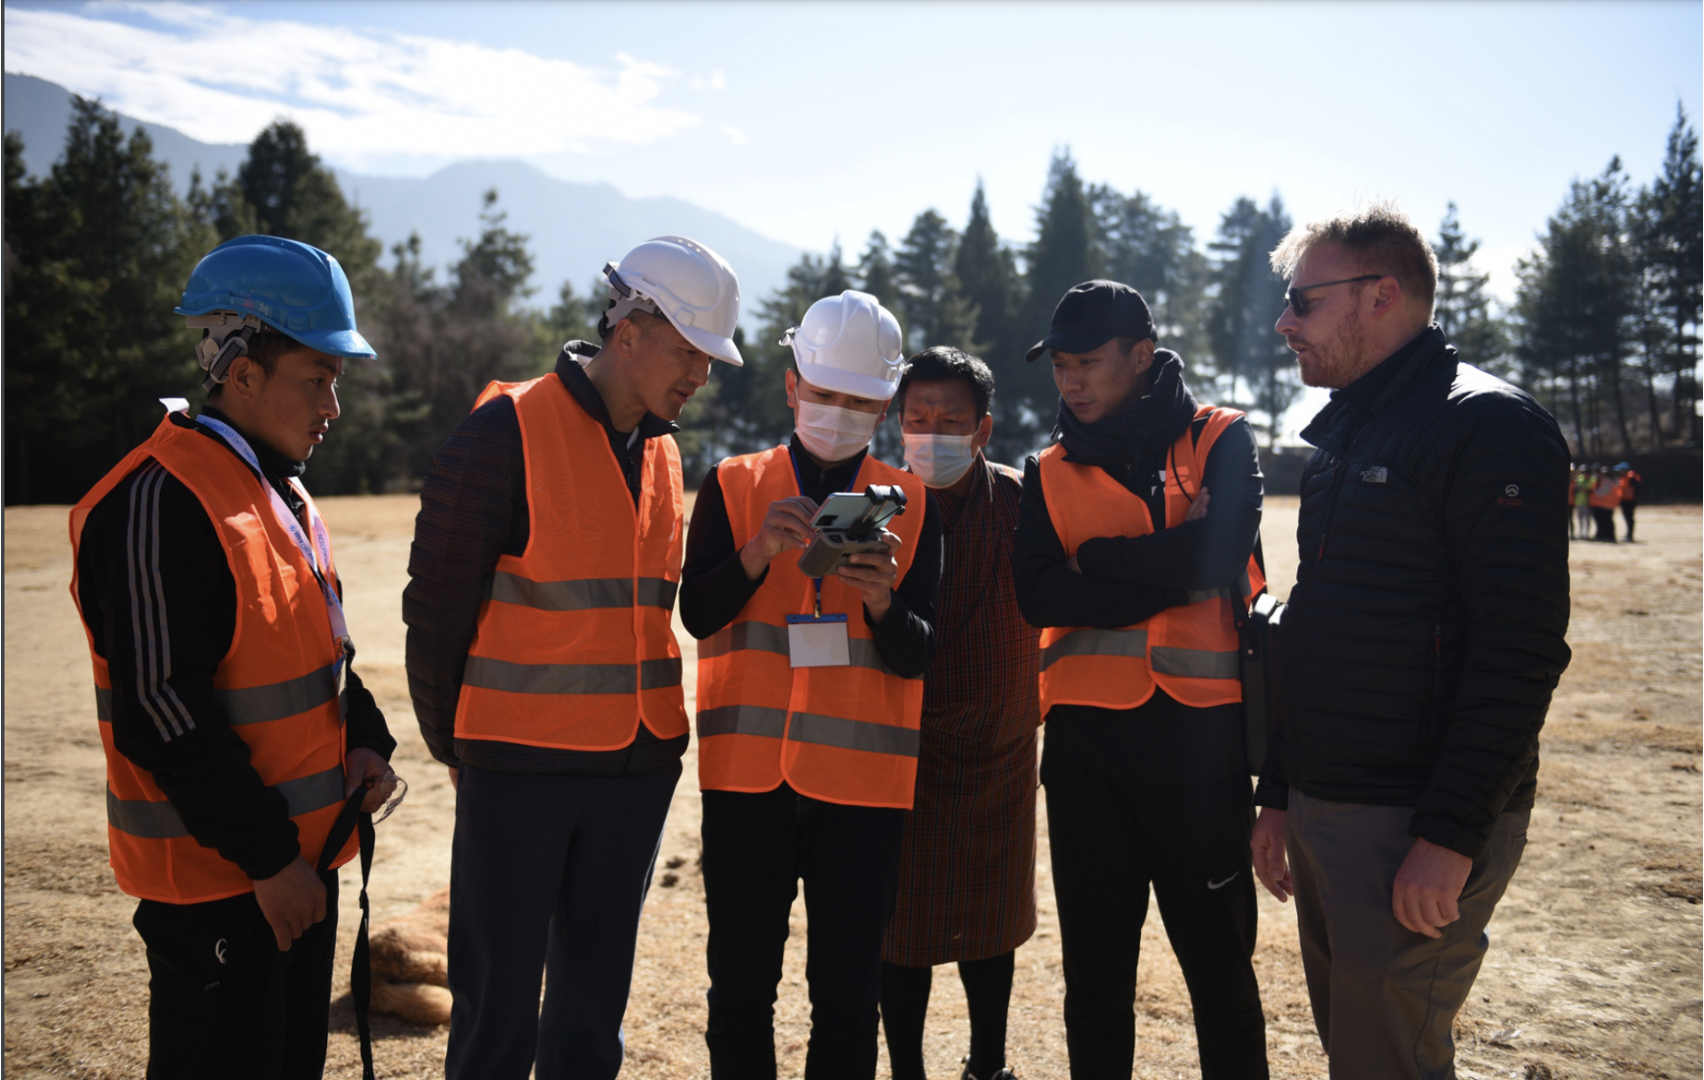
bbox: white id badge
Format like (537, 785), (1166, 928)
(786, 614), (851, 668)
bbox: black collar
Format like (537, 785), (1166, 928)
(786, 433), (868, 499)
(1300, 325), (1453, 452)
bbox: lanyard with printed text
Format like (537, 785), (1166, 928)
(190, 412), (352, 657)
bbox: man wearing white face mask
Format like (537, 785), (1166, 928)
(679, 290), (942, 1080)
(881, 348), (1040, 1080)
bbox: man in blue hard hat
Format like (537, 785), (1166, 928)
(69, 234), (400, 1079)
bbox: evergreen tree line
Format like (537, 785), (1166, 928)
(4, 98), (1698, 504)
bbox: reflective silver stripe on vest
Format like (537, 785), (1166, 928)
(489, 572), (678, 612)
(1039, 628), (1149, 672)
(788, 712), (920, 758)
(701, 621), (791, 660)
(99, 674), (339, 727)
(641, 657), (683, 690)
(697, 704), (788, 739)
(700, 621), (895, 675)
(462, 656), (636, 695)
(1149, 646), (1241, 680)
(636, 578), (680, 611)
(107, 764), (347, 839)
(214, 662), (340, 726)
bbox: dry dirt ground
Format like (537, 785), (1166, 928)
(5, 495), (1699, 1079)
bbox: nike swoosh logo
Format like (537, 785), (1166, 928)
(1207, 873), (1239, 890)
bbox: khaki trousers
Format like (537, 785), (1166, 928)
(1286, 789), (1529, 1080)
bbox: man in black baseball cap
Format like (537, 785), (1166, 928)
(1013, 280), (1272, 1077)
(1023, 279), (1156, 363)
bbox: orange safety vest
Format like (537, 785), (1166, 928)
(1037, 405), (1266, 715)
(1588, 476), (1621, 509)
(697, 446), (928, 808)
(69, 413), (355, 904)
(453, 373), (687, 749)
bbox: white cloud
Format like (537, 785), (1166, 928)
(3, 3), (702, 171)
(719, 125), (747, 146)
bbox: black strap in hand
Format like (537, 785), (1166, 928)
(319, 789), (376, 1080)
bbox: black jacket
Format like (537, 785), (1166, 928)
(1254, 326), (1572, 860)
(76, 408), (395, 882)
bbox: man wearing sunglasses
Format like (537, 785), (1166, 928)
(1252, 203), (1571, 1079)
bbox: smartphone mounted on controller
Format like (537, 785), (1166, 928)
(796, 485), (907, 578)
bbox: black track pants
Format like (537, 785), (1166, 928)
(133, 869), (340, 1080)
(1042, 747), (1269, 1080)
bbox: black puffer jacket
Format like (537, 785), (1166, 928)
(1255, 326), (1571, 860)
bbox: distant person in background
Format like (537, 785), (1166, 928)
(1254, 202), (1571, 1080)
(1569, 467), (1591, 540)
(70, 235), (399, 1078)
(405, 236), (743, 1080)
(1588, 465), (1621, 542)
(881, 347), (1039, 1080)
(1615, 462), (1642, 541)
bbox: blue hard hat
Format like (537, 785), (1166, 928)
(176, 235), (375, 359)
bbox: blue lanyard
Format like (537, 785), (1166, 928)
(788, 446), (827, 618)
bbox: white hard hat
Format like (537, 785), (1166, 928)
(602, 235), (743, 366)
(782, 290), (905, 400)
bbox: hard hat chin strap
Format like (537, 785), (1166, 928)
(597, 294), (662, 340)
(189, 313), (265, 390)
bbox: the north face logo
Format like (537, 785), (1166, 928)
(1360, 466), (1388, 484)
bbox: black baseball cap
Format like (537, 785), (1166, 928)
(1024, 280), (1157, 362)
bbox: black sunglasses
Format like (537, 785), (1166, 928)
(1283, 274), (1383, 317)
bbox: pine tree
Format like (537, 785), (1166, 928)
(1092, 184), (1210, 366)
(1207, 195), (1296, 446)
(952, 182), (1028, 463)
(3, 97), (211, 502)
(1641, 104), (1703, 442)
(196, 120), (383, 296)
(1515, 160), (1640, 457)
(1433, 202), (1510, 375)
(1015, 151), (1103, 443)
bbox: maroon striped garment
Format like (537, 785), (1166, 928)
(883, 459), (1041, 967)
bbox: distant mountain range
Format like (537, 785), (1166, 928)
(3, 72), (801, 318)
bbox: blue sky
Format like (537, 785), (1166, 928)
(6, 0), (1700, 307)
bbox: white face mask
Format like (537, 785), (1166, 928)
(795, 401), (881, 462)
(903, 432), (981, 489)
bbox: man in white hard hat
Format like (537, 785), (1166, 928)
(679, 290), (943, 1079)
(404, 236), (743, 1080)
